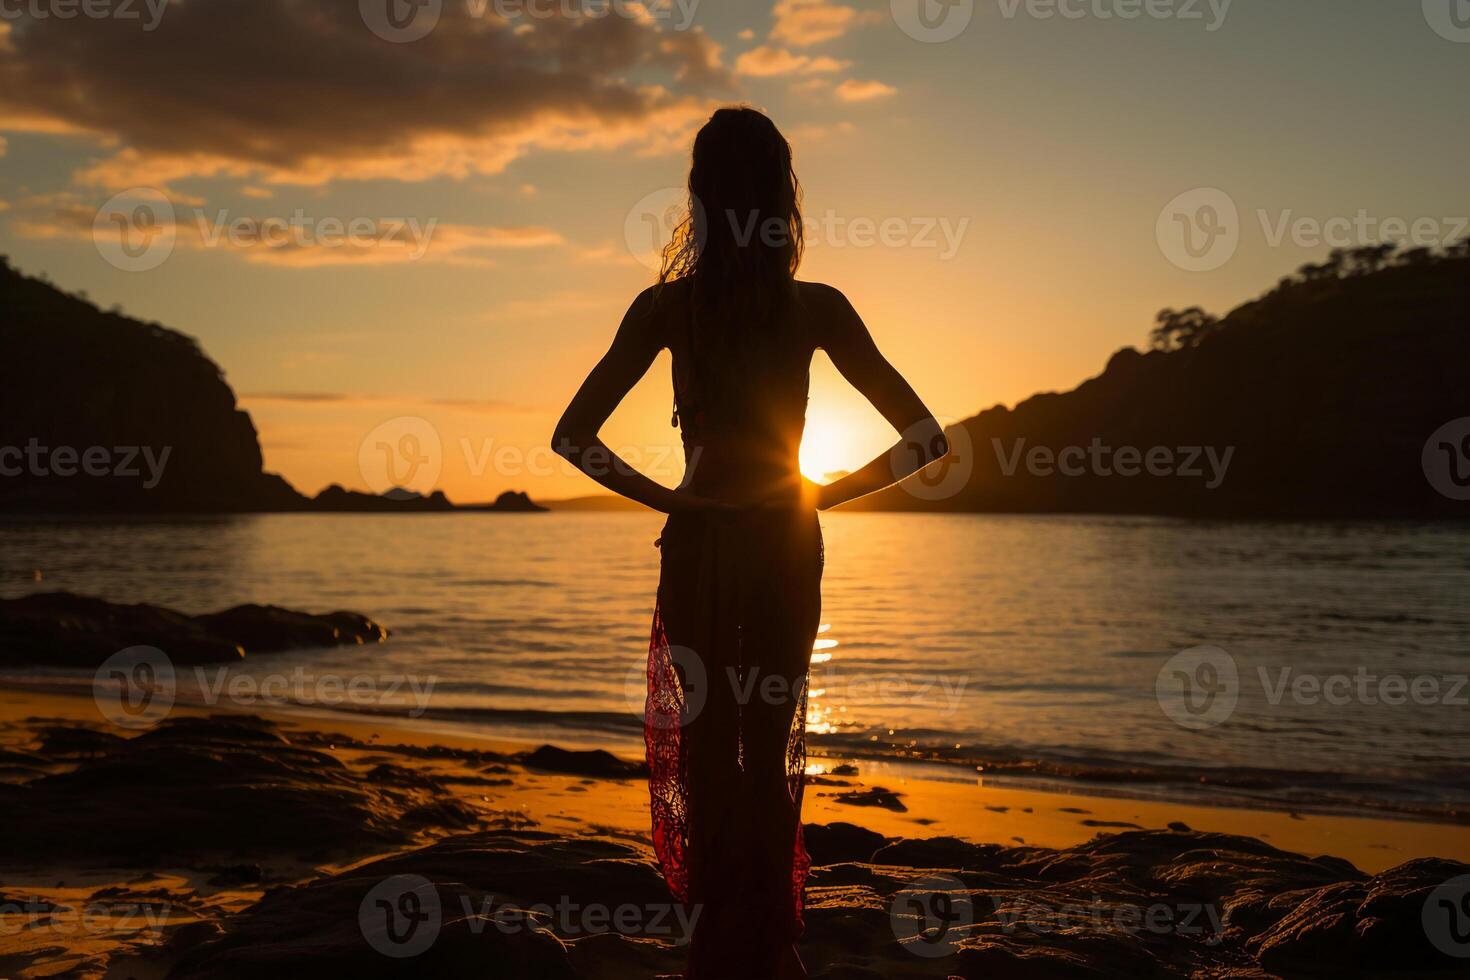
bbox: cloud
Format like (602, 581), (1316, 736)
(0, 0), (734, 190)
(802, 55), (851, 73)
(835, 79), (898, 102)
(735, 45), (851, 77)
(769, 0), (878, 46)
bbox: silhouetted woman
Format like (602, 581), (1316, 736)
(554, 106), (948, 979)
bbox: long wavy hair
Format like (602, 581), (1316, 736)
(658, 106), (805, 415)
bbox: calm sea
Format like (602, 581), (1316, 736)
(2, 513), (1467, 820)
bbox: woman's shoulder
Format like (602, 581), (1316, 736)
(795, 279), (847, 305)
(794, 280), (860, 345)
(621, 279), (694, 348)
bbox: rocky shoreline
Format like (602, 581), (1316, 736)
(0, 712), (1465, 979)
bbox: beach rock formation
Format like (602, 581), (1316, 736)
(0, 258), (304, 513)
(0, 592), (389, 667)
(157, 824), (1470, 979)
(0, 259), (546, 515)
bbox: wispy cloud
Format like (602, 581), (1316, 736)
(835, 78), (898, 102)
(735, 45), (851, 77)
(769, 0), (879, 46)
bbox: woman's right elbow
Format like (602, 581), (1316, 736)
(551, 433), (574, 460)
(551, 424), (588, 461)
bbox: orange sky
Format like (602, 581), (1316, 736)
(2, 1), (1467, 501)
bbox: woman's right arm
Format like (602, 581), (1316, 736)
(552, 288), (729, 514)
(809, 284), (951, 511)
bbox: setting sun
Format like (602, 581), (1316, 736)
(799, 363), (898, 483)
(799, 409), (861, 483)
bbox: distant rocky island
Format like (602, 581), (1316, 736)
(0, 258), (544, 515)
(851, 241), (1470, 519)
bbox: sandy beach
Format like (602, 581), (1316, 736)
(2, 685), (1466, 978)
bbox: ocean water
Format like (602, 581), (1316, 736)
(2, 512), (1467, 820)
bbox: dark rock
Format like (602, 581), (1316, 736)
(520, 745), (646, 779)
(204, 864), (265, 888)
(166, 920), (227, 953)
(492, 490), (547, 512)
(831, 786), (907, 812)
(1249, 857), (1470, 974)
(310, 485), (456, 512)
(872, 835), (1002, 871)
(0, 592), (388, 667)
(0, 717), (476, 867)
(196, 605), (388, 651)
(167, 832), (666, 979)
(803, 821), (889, 866)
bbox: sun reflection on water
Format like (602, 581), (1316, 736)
(806, 622), (836, 734)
